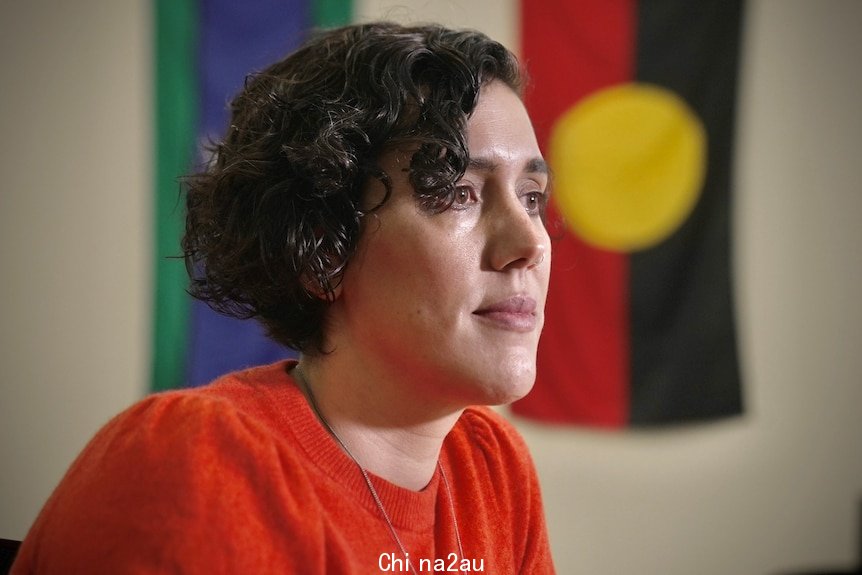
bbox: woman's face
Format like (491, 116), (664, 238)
(332, 80), (551, 409)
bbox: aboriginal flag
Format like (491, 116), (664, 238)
(512, 0), (745, 427)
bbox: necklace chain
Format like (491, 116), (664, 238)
(295, 366), (465, 575)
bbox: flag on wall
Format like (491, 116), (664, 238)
(153, 0), (352, 391)
(512, 0), (745, 427)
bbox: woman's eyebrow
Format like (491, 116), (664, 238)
(466, 156), (498, 173)
(466, 156), (549, 174)
(525, 157), (549, 175)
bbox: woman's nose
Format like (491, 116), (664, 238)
(487, 196), (549, 272)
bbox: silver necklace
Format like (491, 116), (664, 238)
(295, 366), (465, 575)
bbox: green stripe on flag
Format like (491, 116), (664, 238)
(152, 0), (197, 392)
(313, 0), (352, 27)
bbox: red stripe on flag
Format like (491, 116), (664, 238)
(514, 0), (636, 427)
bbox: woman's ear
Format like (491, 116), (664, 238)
(296, 248), (351, 308)
(300, 266), (344, 302)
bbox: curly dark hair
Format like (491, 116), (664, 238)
(182, 21), (523, 354)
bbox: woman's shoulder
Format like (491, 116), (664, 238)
(98, 360), (298, 449)
(46, 360), (307, 505)
(13, 361), (321, 573)
(444, 406), (552, 571)
(448, 406), (534, 470)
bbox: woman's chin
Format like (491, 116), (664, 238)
(467, 364), (537, 407)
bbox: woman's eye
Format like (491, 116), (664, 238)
(452, 185), (475, 208)
(522, 190), (545, 215)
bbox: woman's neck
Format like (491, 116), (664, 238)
(292, 359), (463, 491)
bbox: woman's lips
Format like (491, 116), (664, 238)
(473, 295), (538, 332)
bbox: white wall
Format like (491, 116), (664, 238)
(0, 0), (151, 538)
(1, 1), (860, 574)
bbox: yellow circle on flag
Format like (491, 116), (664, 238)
(549, 83), (707, 252)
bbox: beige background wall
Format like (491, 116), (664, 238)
(0, 0), (152, 542)
(1, 1), (860, 574)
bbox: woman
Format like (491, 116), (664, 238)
(13, 22), (555, 574)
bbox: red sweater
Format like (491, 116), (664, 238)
(13, 361), (555, 574)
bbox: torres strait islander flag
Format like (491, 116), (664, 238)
(513, 0), (745, 427)
(153, 0), (351, 391)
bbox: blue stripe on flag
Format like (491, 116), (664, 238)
(188, 0), (311, 387)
